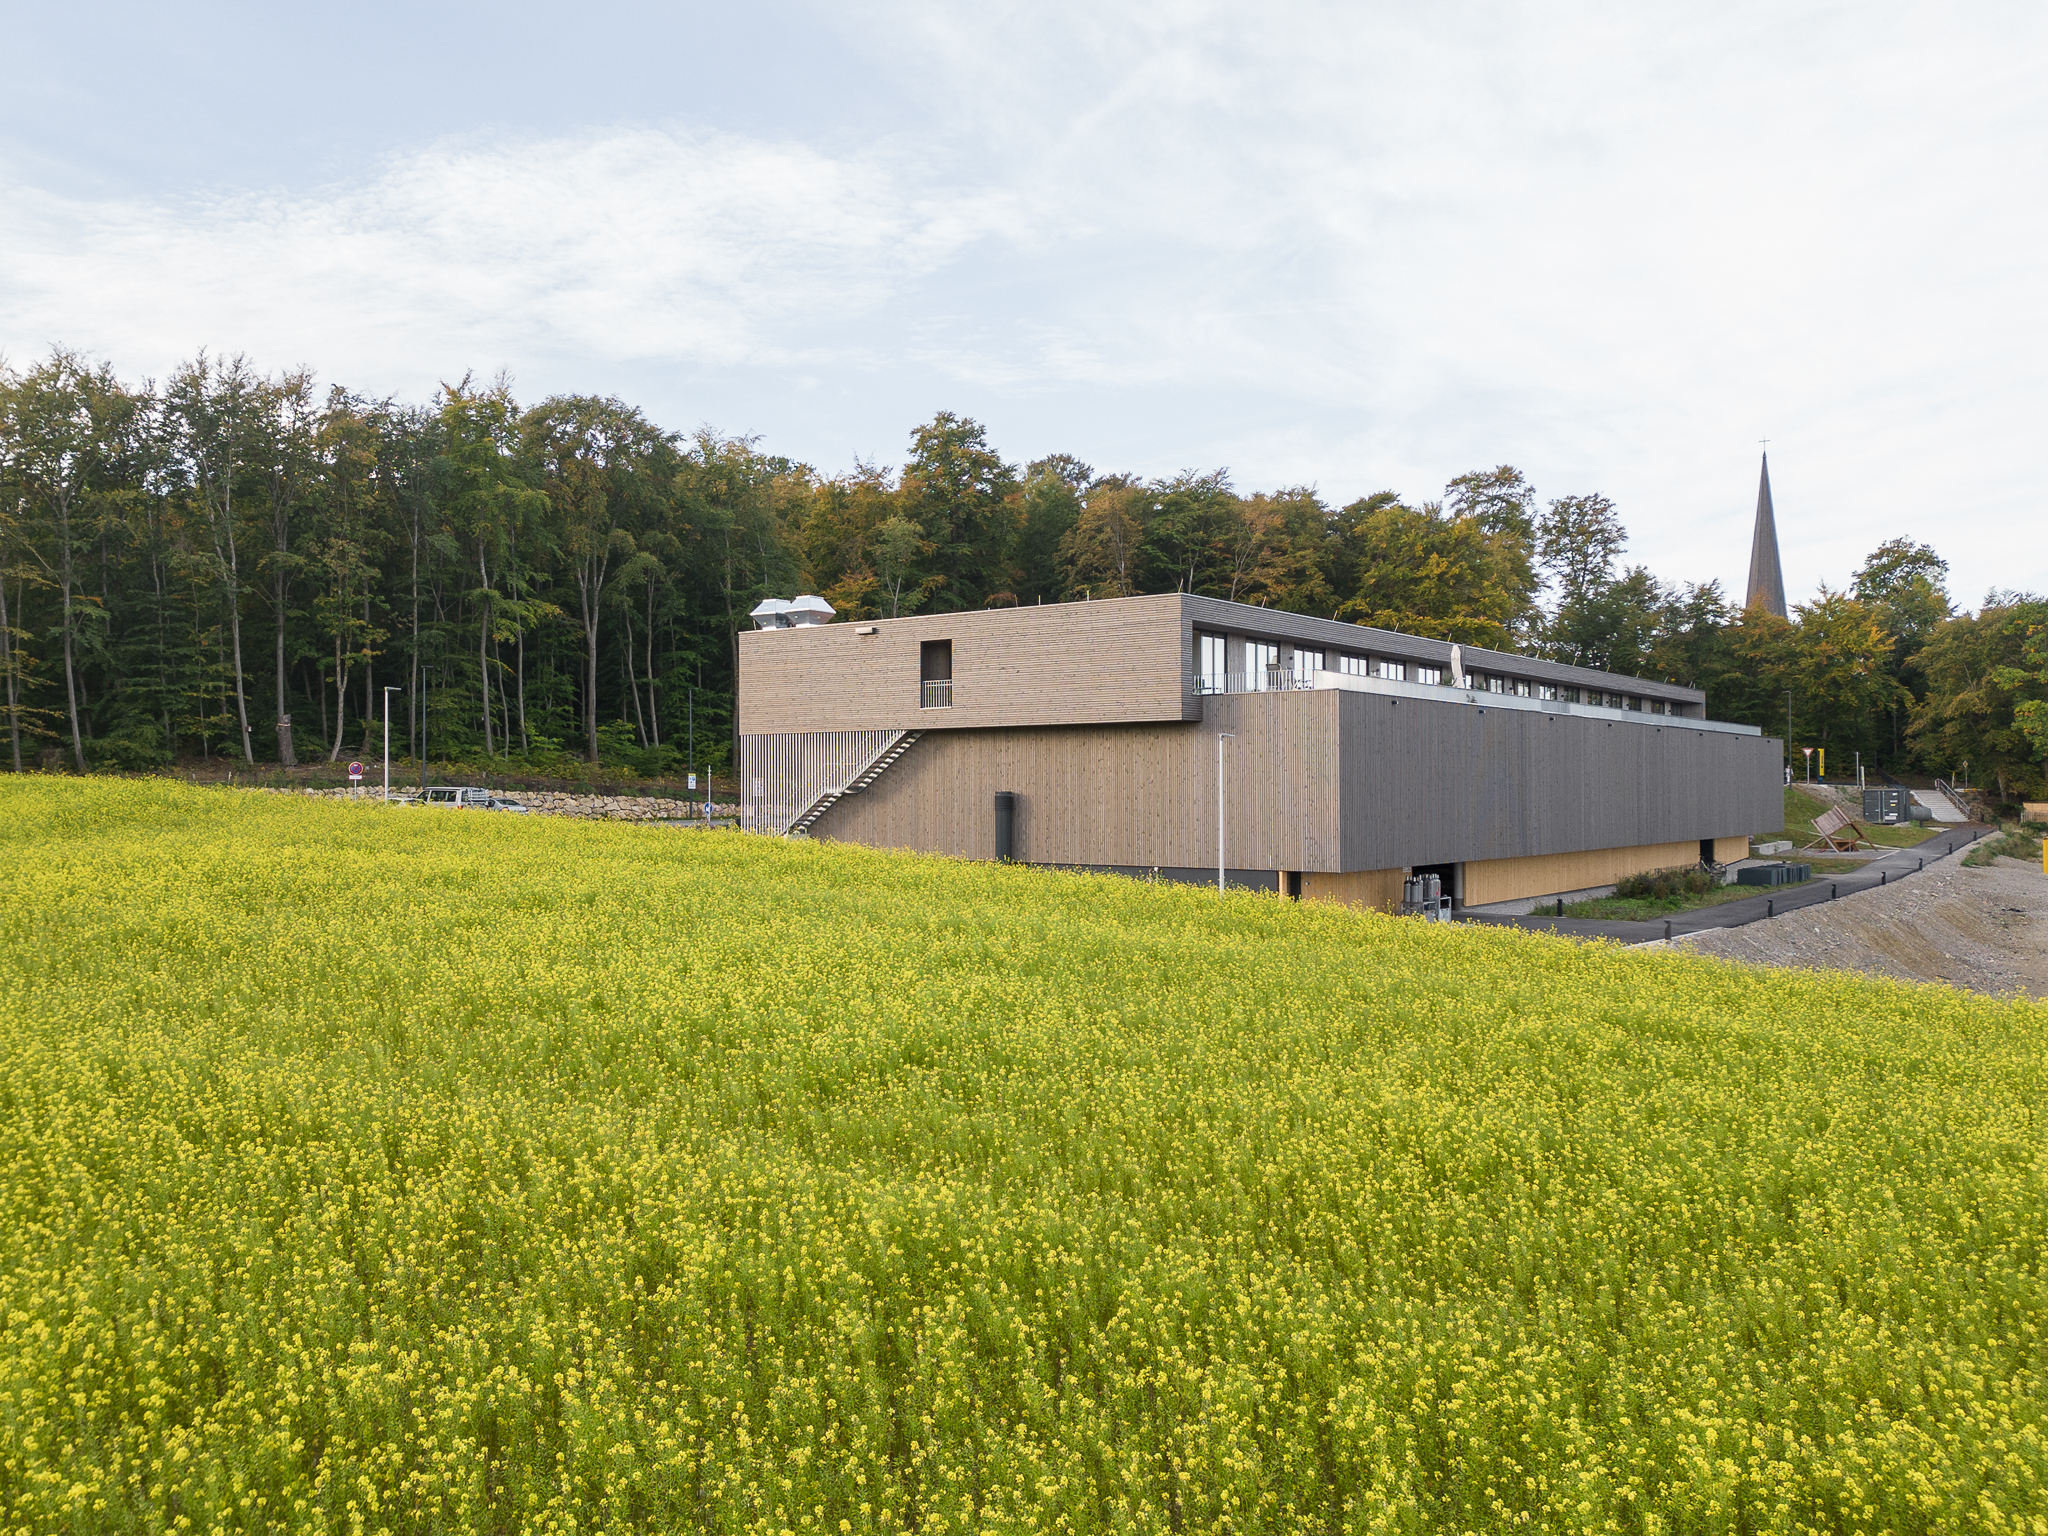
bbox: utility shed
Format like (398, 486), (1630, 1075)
(737, 593), (1779, 911)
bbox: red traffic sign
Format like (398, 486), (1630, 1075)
(347, 761), (364, 779)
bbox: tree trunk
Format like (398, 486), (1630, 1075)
(411, 494), (422, 759)
(0, 569), (19, 773)
(516, 629), (528, 752)
(584, 615), (601, 763)
(58, 495), (85, 772)
(645, 577), (660, 746)
(624, 609), (648, 746)
(478, 552), (495, 757)
(225, 517), (254, 764)
(329, 636), (349, 760)
(275, 528), (296, 767)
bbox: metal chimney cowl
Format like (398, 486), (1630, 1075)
(751, 595), (835, 629)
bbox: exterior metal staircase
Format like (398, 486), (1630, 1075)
(786, 730), (922, 836)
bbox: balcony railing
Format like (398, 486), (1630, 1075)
(1193, 669), (1318, 695)
(921, 679), (953, 708)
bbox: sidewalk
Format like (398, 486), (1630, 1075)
(1453, 826), (1992, 946)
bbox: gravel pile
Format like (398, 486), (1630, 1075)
(1670, 848), (2048, 1000)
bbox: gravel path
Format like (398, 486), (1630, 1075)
(1668, 849), (2048, 999)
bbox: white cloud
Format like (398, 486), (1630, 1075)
(2, 0), (2043, 606)
(2, 127), (1022, 384)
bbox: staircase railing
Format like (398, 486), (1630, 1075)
(786, 730), (922, 836)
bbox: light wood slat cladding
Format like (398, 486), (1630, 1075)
(1301, 868), (1405, 913)
(1713, 835), (1749, 865)
(1462, 841), (1704, 906)
(810, 691), (1342, 869)
(737, 593), (1196, 735)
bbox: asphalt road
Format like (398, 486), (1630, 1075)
(1453, 826), (1992, 946)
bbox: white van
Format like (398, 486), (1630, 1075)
(410, 787), (529, 813)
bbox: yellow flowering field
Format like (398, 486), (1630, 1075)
(2, 778), (2045, 1535)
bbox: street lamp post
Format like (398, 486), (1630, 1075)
(382, 686), (402, 802)
(1217, 732), (1235, 895)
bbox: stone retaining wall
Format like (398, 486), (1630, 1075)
(277, 785), (736, 822)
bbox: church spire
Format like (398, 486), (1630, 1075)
(1745, 451), (1786, 618)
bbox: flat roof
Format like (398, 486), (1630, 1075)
(1181, 594), (1704, 705)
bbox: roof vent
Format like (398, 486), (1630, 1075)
(786, 595), (834, 626)
(750, 598), (793, 629)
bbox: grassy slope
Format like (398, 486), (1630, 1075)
(2, 779), (2045, 1533)
(1773, 784), (1941, 849)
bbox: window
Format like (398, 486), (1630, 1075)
(1556, 686), (1579, 704)
(1537, 683), (1557, 701)
(1292, 648), (1324, 685)
(1371, 658), (1406, 681)
(1514, 679), (1532, 698)
(1460, 672), (1477, 688)
(1413, 665), (1443, 685)
(1198, 632), (1227, 693)
(1337, 654), (1370, 677)
(920, 639), (953, 708)
(1487, 676), (1506, 695)
(1246, 641), (1279, 691)
(1623, 695), (1642, 712)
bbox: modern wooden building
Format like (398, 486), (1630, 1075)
(736, 593), (1780, 911)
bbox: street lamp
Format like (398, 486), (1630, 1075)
(382, 686), (402, 802)
(1217, 732), (1235, 895)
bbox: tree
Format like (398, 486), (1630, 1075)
(1137, 470), (1238, 597)
(1327, 495), (1537, 648)
(1853, 538), (1951, 759)
(1009, 456), (1090, 605)
(255, 370), (318, 765)
(1787, 587), (1906, 759)
(4, 350), (135, 771)
(1912, 594), (2048, 800)
(441, 377), (548, 758)
(166, 352), (267, 764)
(1444, 465), (1540, 638)
(308, 391), (388, 761)
(1645, 580), (1733, 690)
(1057, 478), (1149, 599)
(898, 413), (1018, 610)
(1237, 488), (1333, 614)
(522, 396), (673, 762)
(868, 516), (930, 618)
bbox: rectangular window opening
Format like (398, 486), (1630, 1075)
(920, 639), (953, 709)
(1197, 632), (1227, 693)
(1246, 641), (1279, 691)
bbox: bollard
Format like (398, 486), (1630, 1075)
(1556, 898), (1564, 917)
(1917, 857), (1923, 871)
(1831, 883), (1837, 900)
(1664, 918), (1672, 940)
(1880, 871), (1886, 886)
(1767, 898), (1774, 918)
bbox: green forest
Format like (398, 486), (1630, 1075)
(3, 347), (2044, 801)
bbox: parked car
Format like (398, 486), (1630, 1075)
(407, 786), (530, 813)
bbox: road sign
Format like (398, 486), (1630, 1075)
(348, 761), (364, 781)
(687, 773), (697, 791)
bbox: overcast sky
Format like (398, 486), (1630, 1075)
(4, 1), (2042, 610)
